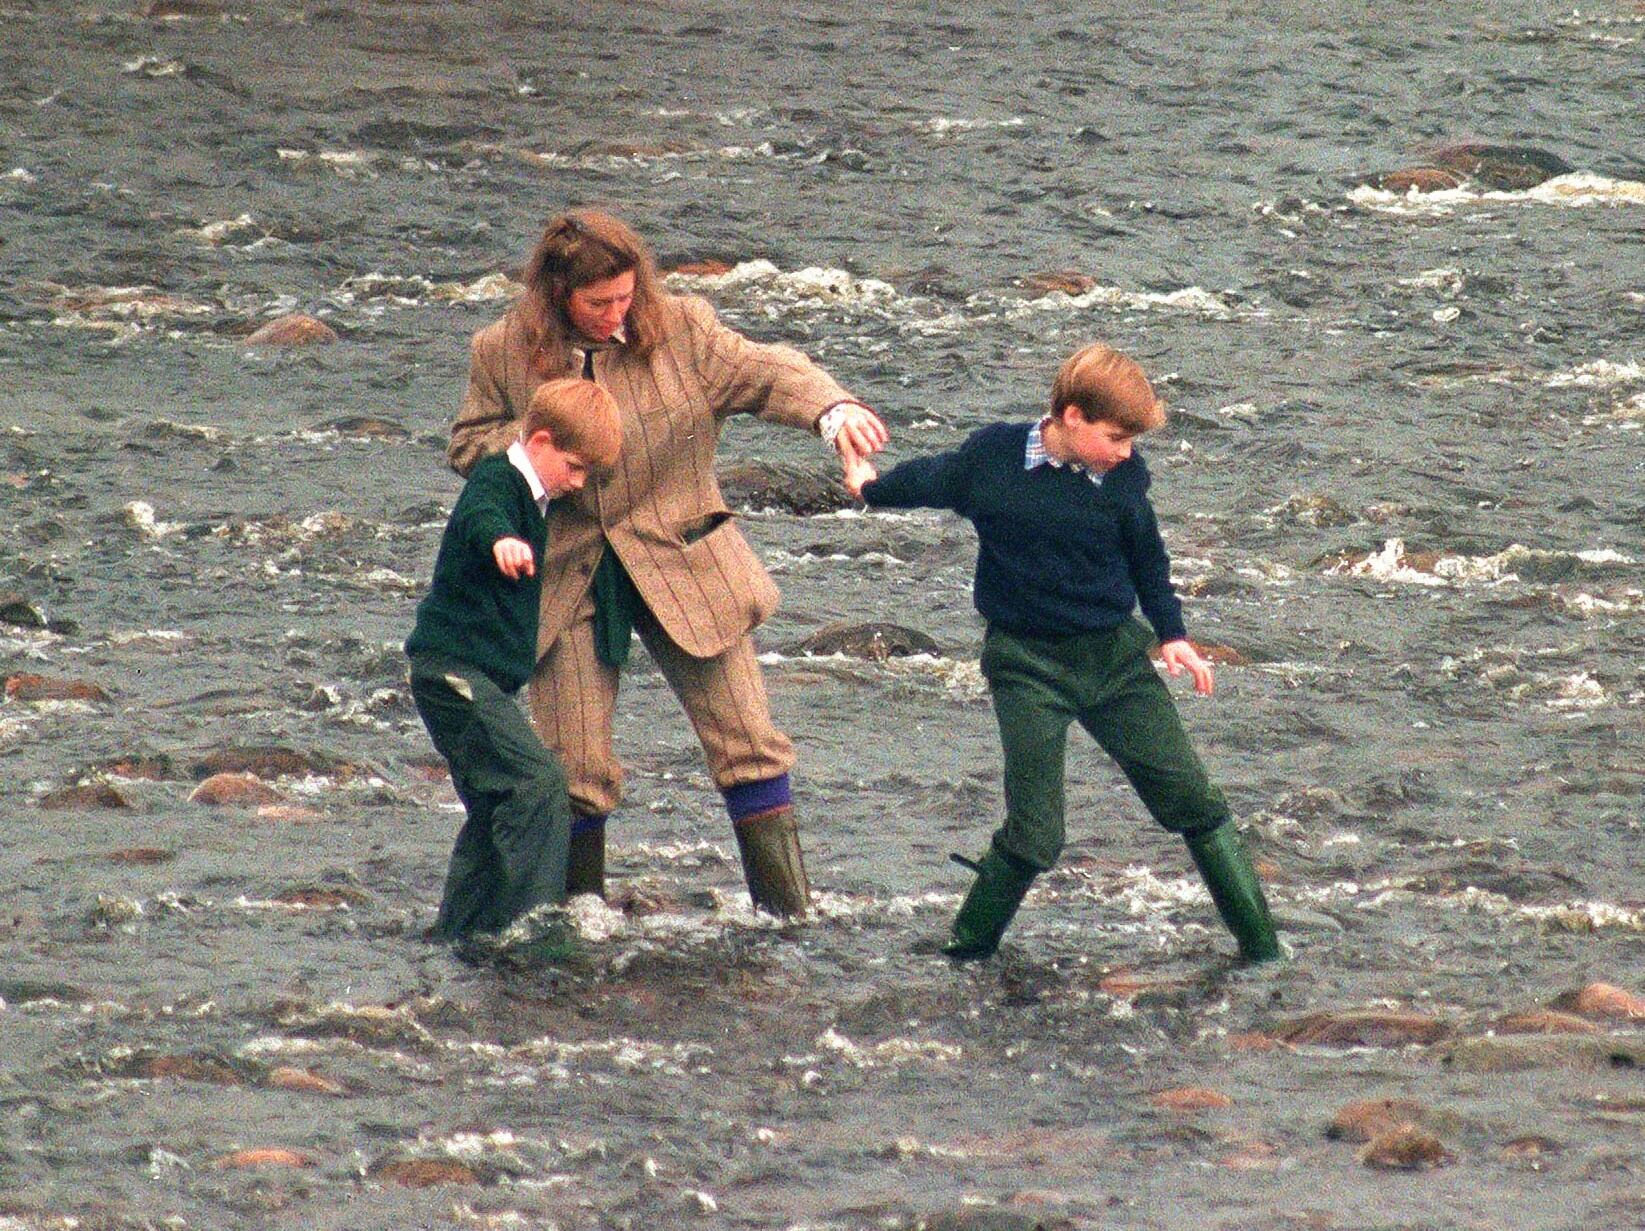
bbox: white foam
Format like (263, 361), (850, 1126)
(123, 500), (186, 539)
(1547, 359), (1645, 388)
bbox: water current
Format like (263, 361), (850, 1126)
(2, 2), (1643, 1228)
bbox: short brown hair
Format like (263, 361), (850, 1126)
(523, 378), (622, 472)
(1050, 342), (1165, 434)
(519, 209), (669, 375)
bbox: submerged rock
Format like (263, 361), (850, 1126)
(39, 782), (130, 810)
(1016, 270), (1098, 297)
(264, 1066), (349, 1096)
(243, 313), (338, 346)
(210, 1147), (316, 1170)
(910, 1208), (1068, 1231)
(1358, 1125), (1453, 1170)
(106, 847), (177, 865)
(318, 415), (411, 440)
(1438, 1034), (1645, 1072)
(190, 745), (338, 780)
(1489, 1009), (1599, 1035)
(790, 621), (941, 661)
(1149, 1087), (1233, 1112)
(1326, 1098), (1431, 1143)
(1271, 1010), (1449, 1048)
(367, 1157), (485, 1188)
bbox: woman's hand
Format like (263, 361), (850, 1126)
(1159, 638), (1214, 696)
(830, 401), (889, 459)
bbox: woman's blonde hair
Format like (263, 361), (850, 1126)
(523, 378), (622, 472)
(1050, 342), (1166, 433)
(519, 209), (669, 375)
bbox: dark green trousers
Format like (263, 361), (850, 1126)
(980, 620), (1229, 871)
(409, 652), (572, 939)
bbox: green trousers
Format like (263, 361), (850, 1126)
(980, 620), (1229, 871)
(409, 652), (572, 939)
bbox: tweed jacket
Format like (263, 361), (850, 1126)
(447, 293), (853, 660)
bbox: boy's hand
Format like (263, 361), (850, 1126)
(842, 448), (878, 500)
(1159, 639), (1214, 696)
(493, 536), (535, 580)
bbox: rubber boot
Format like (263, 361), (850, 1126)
(1184, 822), (1280, 962)
(566, 819), (606, 899)
(942, 847), (1038, 960)
(733, 806), (811, 918)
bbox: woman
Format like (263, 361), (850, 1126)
(447, 209), (886, 918)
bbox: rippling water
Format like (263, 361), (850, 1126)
(4, 2), (1644, 1229)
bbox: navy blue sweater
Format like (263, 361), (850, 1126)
(860, 422), (1187, 642)
(405, 453), (548, 693)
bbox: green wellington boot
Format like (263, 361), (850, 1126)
(1184, 822), (1281, 962)
(942, 847), (1038, 960)
(565, 821), (606, 899)
(733, 806), (811, 918)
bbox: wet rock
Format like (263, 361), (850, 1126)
(666, 259), (735, 277)
(1437, 1035), (1645, 1072)
(1325, 1098), (1430, 1142)
(910, 1208), (1067, 1231)
(190, 772), (284, 806)
(1358, 1126), (1453, 1170)
(1150, 1087), (1233, 1112)
(264, 1066), (349, 1096)
(407, 756), (450, 783)
(5, 673), (109, 702)
(1097, 970), (1192, 1000)
(210, 1147), (316, 1170)
(318, 415), (411, 440)
(88, 894), (143, 929)
(717, 459), (851, 515)
(190, 745), (337, 780)
(1552, 981), (1645, 1021)
(40, 782), (130, 810)
(1500, 1135), (1560, 1164)
(1274, 492), (1356, 528)
(1489, 1009), (1598, 1035)
(367, 1157), (484, 1187)
(243, 313), (338, 346)
(0, 592), (47, 628)
(108, 1051), (244, 1085)
(789, 621), (940, 661)
(1271, 1010), (1450, 1048)
(276, 1001), (436, 1051)
(272, 886), (371, 909)
(1362, 144), (1572, 192)
(107, 847), (176, 865)
(1016, 270), (1097, 297)
(0, 978), (91, 1004)
(256, 802), (324, 823)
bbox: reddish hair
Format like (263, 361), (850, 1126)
(519, 209), (668, 375)
(523, 378), (621, 473)
(1051, 342), (1166, 434)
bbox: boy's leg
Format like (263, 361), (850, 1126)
(638, 614), (808, 917)
(1075, 622), (1278, 961)
(942, 630), (1078, 958)
(528, 595), (622, 897)
(415, 657), (574, 937)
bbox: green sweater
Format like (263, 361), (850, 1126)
(405, 453), (547, 693)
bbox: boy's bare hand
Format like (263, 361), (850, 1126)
(493, 536), (535, 580)
(1159, 638), (1214, 696)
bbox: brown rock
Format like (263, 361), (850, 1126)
(107, 847), (176, 865)
(1215, 1137), (1282, 1170)
(1553, 982), (1645, 1021)
(243, 313), (338, 347)
(265, 1066), (348, 1096)
(211, 1147), (316, 1170)
(190, 772), (283, 806)
(790, 621), (941, 661)
(1150, 1087), (1233, 1112)
(1098, 970), (1191, 999)
(368, 1158), (482, 1188)
(256, 803), (323, 823)
(1491, 1009), (1599, 1035)
(407, 756), (450, 783)
(319, 415), (411, 440)
(1018, 270), (1098, 297)
(39, 782), (130, 810)
(1370, 167), (1466, 193)
(118, 1052), (243, 1084)
(0, 594), (47, 628)
(1358, 1126), (1452, 1170)
(1438, 1034), (1645, 1072)
(667, 259), (735, 277)
(93, 754), (177, 780)
(191, 745), (334, 780)
(1325, 1098), (1429, 1143)
(1225, 1031), (1282, 1053)
(1500, 1135), (1560, 1162)
(4, 673), (110, 702)
(1272, 1011), (1449, 1048)
(273, 886), (370, 909)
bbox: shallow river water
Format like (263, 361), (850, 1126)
(3, 2), (1644, 1229)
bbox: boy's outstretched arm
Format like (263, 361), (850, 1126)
(1159, 638), (1214, 696)
(492, 536), (536, 580)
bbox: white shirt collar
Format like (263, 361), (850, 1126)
(506, 439), (550, 514)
